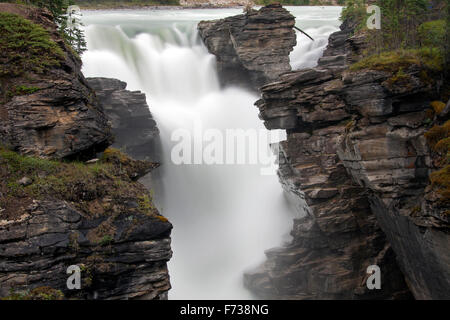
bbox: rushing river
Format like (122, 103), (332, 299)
(81, 6), (342, 299)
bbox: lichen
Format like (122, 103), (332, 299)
(430, 101), (446, 115)
(429, 165), (450, 205)
(424, 120), (450, 152)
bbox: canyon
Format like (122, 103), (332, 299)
(199, 6), (449, 299)
(0, 2), (448, 300)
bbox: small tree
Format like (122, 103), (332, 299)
(8, 0), (87, 55)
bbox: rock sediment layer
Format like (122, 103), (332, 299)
(0, 4), (172, 300)
(198, 4), (296, 90)
(0, 4), (112, 160)
(245, 15), (449, 299)
(87, 78), (161, 162)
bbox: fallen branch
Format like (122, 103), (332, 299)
(294, 26), (314, 41)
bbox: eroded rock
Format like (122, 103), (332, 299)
(198, 4), (296, 90)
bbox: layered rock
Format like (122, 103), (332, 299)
(0, 4), (112, 160)
(244, 20), (416, 299)
(246, 11), (449, 299)
(198, 4), (296, 90)
(87, 78), (161, 162)
(0, 4), (172, 300)
(0, 184), (172, 300)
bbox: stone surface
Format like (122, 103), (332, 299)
(0, 5), (172, 300)
(87, 78), (161, 162)
(244, 18), (436, 300)
(0, 199), (172, 300)
(0, 4), (112, 160)
(198, 4), (296, 90)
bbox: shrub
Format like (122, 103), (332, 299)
(0, 12), (64, 77)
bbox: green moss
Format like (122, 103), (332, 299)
(1, 287), (64, 300)
(0, 148), (58, 175)
(386, 67), (411, 85)
(138, 194), (155, 215)
(350, 48), (444, 73)
(0, 146), (161, 224)
(7, 85), (41, 99)
(99, 235), (114, 246)
(0, 12), (64, 78)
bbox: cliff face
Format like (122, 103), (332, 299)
(0, 4), (172, 300)
(0, 4), (112, 160)
(245, 17), (449, 299)
(198, 4), (296, 90)
(87, 78), (161, 162)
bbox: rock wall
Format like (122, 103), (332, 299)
(198, 4), (296, 90)
(0, 4), (172, 300)
(245, 15), (449, 299)
(87, 78), (161, 162)
(0, 4), (112, 160)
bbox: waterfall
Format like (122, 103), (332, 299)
(81, 7), (341, 299)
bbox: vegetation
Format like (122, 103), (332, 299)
(342, 0), (447, 71)
(350, 47), (444, 73)
(430, 165), (450, 205)
(0, 12), (64, 77)
(1, 287), (64, 300)
(3, 0), (87, 54)
(0, 147), (160, 220)
(430, 101), (446, 115)
(99, 234), (114, 246)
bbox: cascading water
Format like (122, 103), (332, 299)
(81, 6), (342, 299)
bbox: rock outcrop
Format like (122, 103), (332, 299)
(198, 4), (296, 90)
(245, 14), (449, 299)
(88, 78), (161, 162)
(0, 4), (172, 300)
(0, 4), (112, 160)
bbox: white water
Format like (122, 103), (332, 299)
(81, 6), (341, 299)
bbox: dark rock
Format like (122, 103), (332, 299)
(0, 200), (172, 300)
(198, 4), (296, 90)
(87, 78), (161, 162)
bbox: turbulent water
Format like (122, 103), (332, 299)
(81, 6), (341, 299)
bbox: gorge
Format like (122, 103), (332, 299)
(0, 2), (449, 301)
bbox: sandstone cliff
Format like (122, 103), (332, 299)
(198, 4), (297, 90)
(244, 17), (449, 299)
(0, 4), (172, 300)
